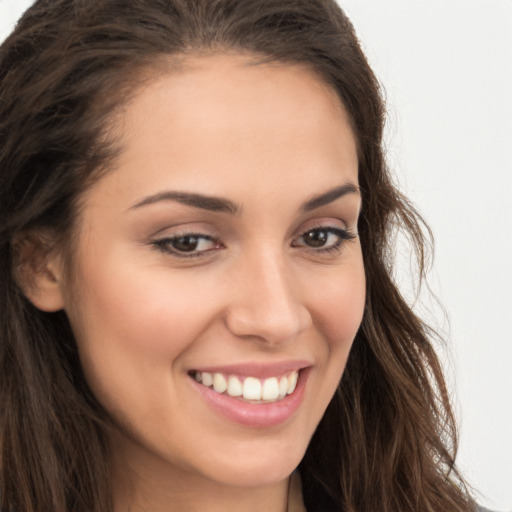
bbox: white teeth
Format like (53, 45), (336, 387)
(261, 377), (279, 400)
(201, 372), (213, 387)
(194, 370), (301, 402)
(287, 371), (298, 394)
(227, 375), (243, 397)
(243, 377), (262, 400)
(278, 376), (288, 398)
(213, 373), (227, 393)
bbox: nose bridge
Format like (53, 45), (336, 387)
(225, 245), (310, 344)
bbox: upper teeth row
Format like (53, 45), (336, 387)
(195, 371), (299, 401)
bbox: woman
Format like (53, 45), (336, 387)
(0, 1), (479, 511)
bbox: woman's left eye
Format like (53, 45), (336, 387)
(293, 226), (355, 252)
(152, 233), (221, 257)
(151, 226), (355, 258)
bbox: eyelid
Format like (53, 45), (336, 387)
(148, 219), (216, 236)
(148, 219), (357, 259)
(294, 217), (351, 237)
(292, 223), (357, 253)
(151, 231), (224, 258)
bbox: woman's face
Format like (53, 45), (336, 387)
(58, 55), (365, 490)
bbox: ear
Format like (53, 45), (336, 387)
(13, 232), (66, 312)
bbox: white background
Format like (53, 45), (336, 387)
(1, 1), (511, 510)
(340, 2), (512, 510)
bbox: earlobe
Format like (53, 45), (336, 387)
(13, 233), (66, 312)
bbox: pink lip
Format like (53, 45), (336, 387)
(189, 367), (310, 428)
(192, 360), (311, 379)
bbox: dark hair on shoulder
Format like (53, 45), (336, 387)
(0, 1), (475, 511)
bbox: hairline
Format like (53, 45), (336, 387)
(60, 48), (360, 274)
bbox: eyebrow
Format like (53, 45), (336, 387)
(130, 191), (240, 214)
(129, 183), (360, 214)
(300, 183), (360, 212)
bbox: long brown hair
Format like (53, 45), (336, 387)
(0, 1), (475, 511)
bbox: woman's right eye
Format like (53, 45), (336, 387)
(152, 233), (222, 257)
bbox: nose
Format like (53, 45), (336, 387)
(224, 251), (311, 345)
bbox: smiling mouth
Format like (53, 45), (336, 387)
(191, 370), (299, 403)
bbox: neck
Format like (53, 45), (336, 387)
(111, 435), (290, 512)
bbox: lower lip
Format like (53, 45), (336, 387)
(189, 368), (310, 428)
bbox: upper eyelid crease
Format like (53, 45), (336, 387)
(299, 227), (356, 241)
(151, 226), (354, 260)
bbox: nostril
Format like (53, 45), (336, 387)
(224, 304), (310, 344)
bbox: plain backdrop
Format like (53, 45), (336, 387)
(1, 1), (511, 510)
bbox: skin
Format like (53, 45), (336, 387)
(33, 54), (366, 511)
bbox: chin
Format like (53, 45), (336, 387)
(209, 453), (302, 488)
(189, 433), (309, 488)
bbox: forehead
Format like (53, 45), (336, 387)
(82, 54), (358, 211)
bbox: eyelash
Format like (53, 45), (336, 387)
(292, 226), (356, 254)
(151, 232), (222, 258)
(151, 226), (356, 258)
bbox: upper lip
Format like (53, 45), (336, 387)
(191, 360), (312, 379)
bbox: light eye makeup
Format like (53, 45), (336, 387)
(151, 232), (223, 257)
(292, 225), (357, 254)
(149, 223), (357, 259)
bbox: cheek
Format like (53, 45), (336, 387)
(312, 256), (366, 344)
(63, 253), (218, 408)
(308, 255), (366, 384)
(69, 253), (212, 350)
